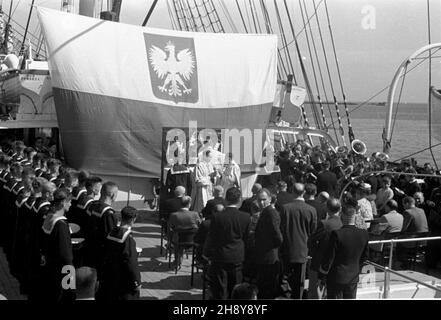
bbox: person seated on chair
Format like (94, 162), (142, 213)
(168, 196), (201, 235)
(401, 196), (429, 234)
(377, 200), (403, 234)
(163, 186), (186, 220)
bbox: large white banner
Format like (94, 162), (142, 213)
(38, 7), (278, 109)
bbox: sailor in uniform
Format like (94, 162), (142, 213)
(0, 155), (11, 246)
(42, 158), (61, 184)
(27, 180), (56, 301)
(10, 168), (36, 281)
(70, 176), (102, 266)
(99, 206), (141, 301)
(86, 181), (118, 279)
(41, 188), (74, 301)
(19, 178), (44, 294)
(70, 171), (90, 209)
(11, 141), (26, 163)
(2, 163), (23, 259)
(32, 153), (46, 177)
(20, 147), (37, 167)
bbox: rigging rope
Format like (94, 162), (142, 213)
(250, 0), (262, 33)
(395, 141), (441, 162)
(327, 47), (441, 126)
(324, 0), (355, 143)
(259, 0), (273, 34)
(174, 0), (190, 31)
(427, 0), (438, 170)
(167, 0), (178, 30)
(313, 0), (345, 145)
(299, 0), (328, 133)
(171, 0), (184, 30)
(218, 0), (238, 32)
(278, 0), (325, 52)
(308, 0), (338, 143)
(235, 0), (248, 33)
(243, 0), (253, 34)
(191, 0), (207, 32)
(200, 0), (216, 32)
(248, 0), (258, 33)
(282, 0), (320, 129)
(274, 0), (296, 80)
(206, 0), (225, 33)
(258, 0), (283, 79)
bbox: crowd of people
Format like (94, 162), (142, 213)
(0, 136), (141, 301)
(161, 139), (441, 299)
(2, 132), (441, 301)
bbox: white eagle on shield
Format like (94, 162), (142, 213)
(148, 41), (195, 97)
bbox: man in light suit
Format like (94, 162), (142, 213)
(203, 187), (251, 300)
(279, 183), (317, 299)
(319, 206), (369, 299)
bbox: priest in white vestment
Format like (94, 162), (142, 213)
(221, 152), (241, 191)
(192, 150), (215, 213)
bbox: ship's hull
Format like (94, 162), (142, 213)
(0, 69), (57, 128)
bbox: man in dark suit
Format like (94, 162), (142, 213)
(275, 180), (294, 212)
(201, 185), (226, 218)
(304, 183), (328, 220)
(319, 206), (369, 299)
(204, 187), (251, 299)
(316, 161), (338, 198)
(168, 196), (201, 232)
(239, 183), (262, 214)
(255, 188), (283, 299)
(163, 186), (186, 219)
(279, 183), (317, 299)
(308, 198), (342, 299)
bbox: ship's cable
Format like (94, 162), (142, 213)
(324, 0), (354, 143)
(299, 0), (328, 133)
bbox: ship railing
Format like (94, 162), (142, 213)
(366, 236), (441, 298)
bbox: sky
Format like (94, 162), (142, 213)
(2, 0), (441, 104)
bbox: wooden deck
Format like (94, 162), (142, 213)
(134, 211), (203, 300)
(1, 209), (441, 300)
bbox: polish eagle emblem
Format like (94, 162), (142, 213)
(148, 41), (195, 97)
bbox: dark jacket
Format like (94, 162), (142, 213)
(308, 216), (343, 271)
(320, 225), (369, 284)
(239, 196), (257, 214)
(203, 206), (250, 264)
(255, 206), (283, 264)
(317, 170), (338, 197)
(279, 199), (317, 263)
(201, 197), (227, 218)
(41, 215), (73, 273)
(305, 199), (328, 221)
(163, 197), (183, 218)
(402, 207), (429, 233)
(101, 226), (141, 300)
(275, 191), (294, 212)
(86, 201), (118, 268)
